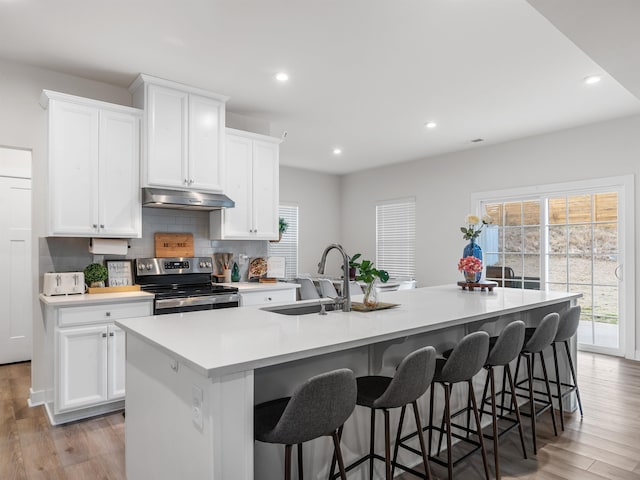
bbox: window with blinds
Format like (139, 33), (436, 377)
(268, 205), (298, 280)
(376, 198), (416, 279)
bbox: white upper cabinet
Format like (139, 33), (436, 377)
(210, 129), (280, 240)
(41, 90), (142, 238)
(130, 74), (228, 193)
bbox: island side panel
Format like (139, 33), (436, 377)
(125, 334), (254, 480)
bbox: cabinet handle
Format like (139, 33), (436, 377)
(100, 224), (105, 229)
(109, 332), (115, 337)
(105, 312), (111, 317)
(92, 224), (98, 228)
(267, 297), (272, 301)
(189, 179), (194, 185)
(101, 333), (107, 338)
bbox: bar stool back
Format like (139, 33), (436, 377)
(255, 368), (357, 480)
(514, 312), (559, 455)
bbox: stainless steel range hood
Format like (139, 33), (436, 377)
(142, 187), (235, 211)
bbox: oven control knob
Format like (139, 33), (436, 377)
(146, 263), (153, 270)
(206, 261), (212, 268)
(199, 261), (205, 268)
(138, 264), (146, 271)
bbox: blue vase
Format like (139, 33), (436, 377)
(463, 238), (483, 282)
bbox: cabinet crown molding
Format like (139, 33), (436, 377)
(128, 73), (230, 103)
(39, 89), (142, 116)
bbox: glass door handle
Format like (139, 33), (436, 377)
(614, 264), (622, 281)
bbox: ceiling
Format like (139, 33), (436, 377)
(1, 0), (639, 175)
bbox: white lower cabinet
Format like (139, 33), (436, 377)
(239, 289), (296, 307)
(42, 296), (153, 424)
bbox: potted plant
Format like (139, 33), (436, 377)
(351, 256), (389, 307)
(271, 217), (289, 243)
(348, 253), (361, 280)
(84, 263), (108, 288)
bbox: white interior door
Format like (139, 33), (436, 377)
(0, 148), (32, 364)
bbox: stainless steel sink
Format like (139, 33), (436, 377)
(261, 301), (338, 316)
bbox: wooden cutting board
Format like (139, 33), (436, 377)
(154, 233), (195, 258)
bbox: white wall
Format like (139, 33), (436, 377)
(340, 114), (640, 356)
(279, 166), (343, 277)
(0, 58), (133, 395)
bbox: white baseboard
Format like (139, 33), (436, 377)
(634, 350), (640, 361)
(28, 388), (45, 407)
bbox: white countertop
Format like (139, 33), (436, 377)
(39, 291), (154, 306)
(116, 285), (579, 378)
(218, 281), (299, 292)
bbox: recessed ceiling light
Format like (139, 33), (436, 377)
(332, 148), (342, 155)
(275, 72), (289, 82)
(584, 75), (602, 85)
(424, 122), (437, 129)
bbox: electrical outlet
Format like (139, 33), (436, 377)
(239, 254), (248, 265)
(192, 385), (204, 430)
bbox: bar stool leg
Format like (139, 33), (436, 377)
(524, 353), (538, 455)
(551, 343), (565, 431)
(297, 443), (303, 479)
(444, 383), (454, 480)
(468, 379), (491, 480)
(384, 409), (392, 480)
(331, 430), (348, 480)
(564, 340), (584, 417)
(369, 408), (376, 480)
(391, 405), (407, 479)
(428, 384), (435, 458)
(285, 444), (293, 480)
(411, 400), (433, 480)
(505, 364), (527, 459)
(489, 367), (500, 479)
(539, 352), (558, 436)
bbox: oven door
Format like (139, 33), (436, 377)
(154, 294), (239, 315)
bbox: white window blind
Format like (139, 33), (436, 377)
(268, 205), (298, 280)
(376, 198), (416, 279)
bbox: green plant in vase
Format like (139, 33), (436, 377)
(351, 257), (389, 308)
(348, 253), (361, 280)
(84, 263), (108, 288)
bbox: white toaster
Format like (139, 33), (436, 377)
(42, 272), (85, 296)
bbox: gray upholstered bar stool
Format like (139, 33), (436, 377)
(513, 312), (560, 455)
(478, 320), (528, 479)
(526, 306), (583, 431)
(255, 369), (357, 480)
(329, 346), (437, 480)
(397, 331), (491, 480)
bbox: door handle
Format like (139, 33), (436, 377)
(614, 264), (622, 281)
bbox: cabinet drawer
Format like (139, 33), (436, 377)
(239, 289), (296, 307)
(58, 301), (152, 327)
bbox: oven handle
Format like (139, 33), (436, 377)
(155, 294), (239, 310)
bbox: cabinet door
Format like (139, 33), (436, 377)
(252, 140), (279, 239)
(49, 100), (99, 236)
(147, 85), (188, 189)
(57, 325), (108, 412)
(188, 94), (224, 192)
(98, 110), (141, 237)
(222, 134), (254, 237)
(107, 324), (126, 400)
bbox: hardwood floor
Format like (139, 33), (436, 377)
(1, 352), (639, 479)
(0, 362), (125, 480)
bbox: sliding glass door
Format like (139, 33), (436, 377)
(476, 177), (633, 357)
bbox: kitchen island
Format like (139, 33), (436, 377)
(116, 285), (580, 480)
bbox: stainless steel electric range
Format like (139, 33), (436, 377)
(135, 257), (239, 315)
